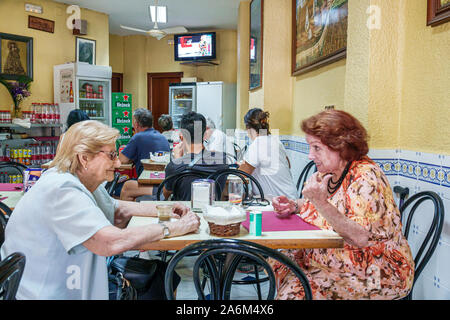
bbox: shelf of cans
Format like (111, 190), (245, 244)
(80, 83), (104, 99)
(0, 172), (23, 184)
(0, 141), (57, 166)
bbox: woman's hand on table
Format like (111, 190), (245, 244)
(171, 202), (190, 218)
(272, 196), (298, 218)
(169, 211), (201, 237)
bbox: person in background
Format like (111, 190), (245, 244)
(270, 110), (414, 300)
(0, 120), (200, 299)
(163, 112), (229, 201)
(56, 109), (90, 154)
(238, 108), (297, 200)
(203, 117), (235, 163)
(158, 114), (180, 144)
(117, 108), (170, 200)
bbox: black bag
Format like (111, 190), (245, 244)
(108, 255), (180, 300)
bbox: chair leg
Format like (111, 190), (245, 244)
(253, 264), (262, 300)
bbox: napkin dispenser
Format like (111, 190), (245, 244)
(191, 179), (215, 212)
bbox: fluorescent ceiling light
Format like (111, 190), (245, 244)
(149, 6), (167, 23)
(25, 3), (43, 14)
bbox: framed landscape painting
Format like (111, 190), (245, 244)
(292, 0), (348, 76)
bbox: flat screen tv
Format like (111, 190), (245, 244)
(174, 32), (216, 62)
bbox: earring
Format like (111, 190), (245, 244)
(85, 166), (88, 170)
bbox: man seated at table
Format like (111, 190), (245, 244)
(163, 112), (229, 201)
(117, 108), (169, 200)
(203, 117), (236, 164)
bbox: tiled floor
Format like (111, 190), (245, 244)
(131, 250), (270, 300)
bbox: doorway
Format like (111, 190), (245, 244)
(112, 72), (123, 92)
(147, 72), (183, 132)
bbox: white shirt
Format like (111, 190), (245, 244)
(0, 167), (117, 300)
(244, 135), (297, 200)
(204, 129), (235, 163)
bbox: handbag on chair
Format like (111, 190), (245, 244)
(108, 255), (181, 300)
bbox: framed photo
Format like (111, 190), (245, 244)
(76, 37), (96, 65)
(427, 0), (450, 27)
(291, 0), (348, 76)
(28, 16), (55, 33)
(0, 32), (33, 80)
(249, 0), (263, 91)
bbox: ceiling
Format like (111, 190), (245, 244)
(53, 0), (243, 36)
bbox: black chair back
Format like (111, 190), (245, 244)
(296, 161), (317, 198)
(156, 169), (211, 201)
(0, 202), (12, 248)
(399, 191), (445, 299)
(207, 168), (267, 204)
(105, 172), (120, 196)
(0, 252), (26, 300)
(0, 161), (28, 182)
(164, 239), (312, 300)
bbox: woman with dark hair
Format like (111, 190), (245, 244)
(67, 109), (90, 130)
(270, 110), (414, 300)
(158, 114), (180, 144)
(239, 108), (297, 200)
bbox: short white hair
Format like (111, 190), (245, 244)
(206, 117), (216, 129)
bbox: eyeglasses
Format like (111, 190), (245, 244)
(98, 150), (119, 161)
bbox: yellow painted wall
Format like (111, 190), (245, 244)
(399, 0), (450, 154)
(236, 0), (250, 129)
(238, 0), (450, 155)
(110, 30), (237, 111)
(0, 0), (109, 111)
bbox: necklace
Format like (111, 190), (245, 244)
(327, 161), (352, 194)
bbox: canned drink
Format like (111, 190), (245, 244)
(249, 211), (262, 236)
(12, 175), (17, 184)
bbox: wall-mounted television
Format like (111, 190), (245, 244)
(174, 32), (216, 62)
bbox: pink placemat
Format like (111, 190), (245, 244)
(150, 172), (165, 179)
(0, 183), (23, 191)
(241, 211), (320, 232)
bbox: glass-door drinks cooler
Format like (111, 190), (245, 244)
(54, 62), (112, 130)
(169, 83), (196, 129)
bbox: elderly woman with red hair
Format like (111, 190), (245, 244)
(271, 110), (414, 300)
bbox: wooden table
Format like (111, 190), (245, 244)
(137, 170), (166, 185)
(128, 201), (344, 251)
(141, 159), (169, 171)
(0, 191), (23, 210)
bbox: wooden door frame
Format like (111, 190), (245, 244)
(112, 72), (123, 92)
(147, 72), (184, 111)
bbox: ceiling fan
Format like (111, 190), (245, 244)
(120, 0), (188, 40)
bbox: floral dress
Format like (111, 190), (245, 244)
(269, 157), (414, 300)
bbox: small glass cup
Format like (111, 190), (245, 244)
(156, 204), (172, 223)
(228, 177), (243, 206)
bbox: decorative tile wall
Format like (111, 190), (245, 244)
(235, 131), (449, 300)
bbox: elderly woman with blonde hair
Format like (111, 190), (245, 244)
(1, 120), (200, 300)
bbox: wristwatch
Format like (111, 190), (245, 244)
(161, 223), (170, 238)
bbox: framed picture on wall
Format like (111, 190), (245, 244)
(76, 37), (96, 65)
(0, 32), (33, 80)
(427, 0), (450, 27)
(291, 0), (348, 76)
(249, 0), (263, 91)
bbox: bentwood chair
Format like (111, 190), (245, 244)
(105, 172), (120, 196)
(207, 168), (269, 206)
(164, 239), (312, 300)
(156, 169), (211, 201)
(296, 161), (317, 198)
(0, 202), (12, 250)
(0, 161), (28, 182)
(0, 252), (26, 300)
(398, 190), (445, 300)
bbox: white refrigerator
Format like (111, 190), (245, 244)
(196, 81), (236, 132)
(54, 62), (112, 130)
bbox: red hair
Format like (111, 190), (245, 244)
(301, 110), (369, 162)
